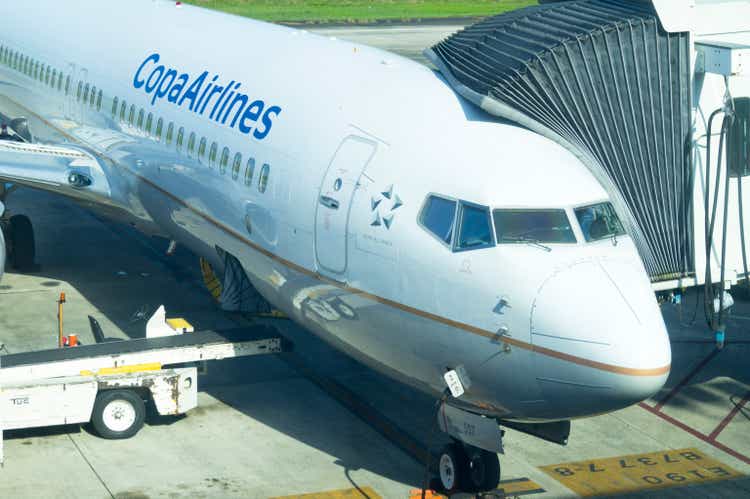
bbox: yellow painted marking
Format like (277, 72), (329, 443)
(167, 317), (194, 333)
(270, 487), (381, 499)
(80, 363), (162, 376)
(540, 447), (743, 497)
(498, 478), (546, 495)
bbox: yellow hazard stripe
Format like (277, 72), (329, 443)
(200, 257), (222, 302)
(270, 487), (381, 499)
(81, 362), (162, 376)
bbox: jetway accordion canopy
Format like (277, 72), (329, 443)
(430, 0), (693, 281)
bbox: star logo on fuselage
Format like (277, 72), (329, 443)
(370, 184), (403, 230)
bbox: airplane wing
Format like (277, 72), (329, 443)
(0, 138), (115, 206)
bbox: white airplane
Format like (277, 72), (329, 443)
(0, 0), (671, 492)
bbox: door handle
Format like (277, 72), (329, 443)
(319, 195), (340, 210)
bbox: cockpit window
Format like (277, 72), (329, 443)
(457, 203), (494, 250)
(420, 195), (457, 245)
(493, 209), (576, 244)
(574, 202), (625, 242)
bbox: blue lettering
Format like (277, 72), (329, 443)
(145, 65), (165, 94)
(239, 100), (264, 134)
(253, 106), (281, 140)
(178, 71), (208, 111)
(152, 69), (177, 105)
(133, 53), (281, 140)
(133, 53), (160, 89)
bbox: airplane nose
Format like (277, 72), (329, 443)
(530, 258), (671, 418)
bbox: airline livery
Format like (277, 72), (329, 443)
(0, 1), (671, 492)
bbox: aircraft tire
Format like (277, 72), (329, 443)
(464, 445), (501, 492)
(8, 214), (35, 271)
(91, 389), (146, 439)
(437, 443), (464, 493)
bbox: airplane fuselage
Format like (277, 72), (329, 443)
(0, 0), (671, 422)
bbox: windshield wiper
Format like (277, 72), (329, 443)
(502, 236), (552, 252)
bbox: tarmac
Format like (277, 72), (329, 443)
(0, 23), (749, 499)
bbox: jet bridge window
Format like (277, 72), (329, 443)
(220, 147), (230, 174)
(494, 209), (577, 244)
(729, 98), (750, 177)
(456, 202), (494, 251)
(245, 157), (255, 186)
(419, 195), (457, 246)
(574, 202), (625, 242)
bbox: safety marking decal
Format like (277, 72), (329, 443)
(540, 448), (742, 497)
(497, 477), (546, 496)
(271, 486), (381, 499)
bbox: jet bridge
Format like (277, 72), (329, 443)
(427, 0), (693, 283)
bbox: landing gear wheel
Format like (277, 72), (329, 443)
(8, 214), (35, 271)
(90, 390), (146, 439)
(437, 443), (463, 493)
(464, 446), (501, 492)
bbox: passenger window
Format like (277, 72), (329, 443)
(34, 62), (40, 80)
(57, 72), (63, 92)
(96, 90), (103, 111)
(244, 157), (255, 186)
(258, 164), (270, 193)
(77, 81), (83, 101)
(45, 66), (51, 85)
(456, 203), (494, 250)
(176, 127), (185, 152)
(51, 69), (57, 86)
(155, 118), (164, 141)
(166, 122), (174, 145)
(137, 109), (145, 130)
(209, 142), (218, 167)
(145, 113), (153, 134)
(219, 147), (230, 174)
(198, 137), (207, 162)
(574, 203), (625, 242)
(232, 153), (242, 180)
(120, 101), (127, 122)
(187, 132), (196, 157)
(65, 75), (71, 95)
(83, 84), (90, 104)
(128, 104), (135, 126)
(494, 209), (577, 244)
(90, 86), (97, 108)
(420, 195), (457, 245)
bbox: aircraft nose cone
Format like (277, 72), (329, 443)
(530, 258), (671, 418)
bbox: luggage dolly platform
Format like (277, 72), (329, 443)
(0, 306), (289, 465)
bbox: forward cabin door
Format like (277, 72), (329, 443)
(315, 135), (376, 279)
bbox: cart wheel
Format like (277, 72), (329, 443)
(8, 214), (35, 271)
(437, 443), (464, 493)
(91, 390), (146, 439)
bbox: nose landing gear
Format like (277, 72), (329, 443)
(437, 442), (501, 493)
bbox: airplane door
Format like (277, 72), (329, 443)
(315, 136), (376, 277)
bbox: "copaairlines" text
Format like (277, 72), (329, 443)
(133, 53), (281, 141)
